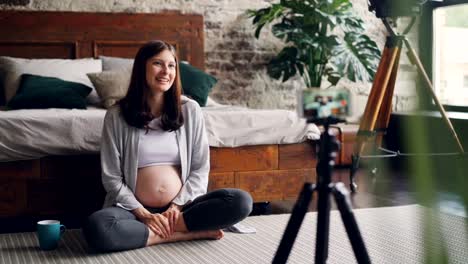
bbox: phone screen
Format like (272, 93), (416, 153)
(297, 88), (350, 120)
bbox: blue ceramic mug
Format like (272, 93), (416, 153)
(37, 220), (66, 250)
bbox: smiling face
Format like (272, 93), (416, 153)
(145, 49), (177, 96)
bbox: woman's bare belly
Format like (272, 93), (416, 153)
(135, 165), (182, 208)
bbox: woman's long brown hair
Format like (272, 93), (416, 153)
(119, 40), (183, 131)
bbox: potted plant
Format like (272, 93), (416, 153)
(247, 0), (381, 88)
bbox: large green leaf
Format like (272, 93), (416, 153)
(281, 0), (316, 11)
(247, 4), (286, 39)
(267, 47), (302, 83)
(336, 10), (365, 32)
(321, 0), (363, 32)
(272, 18), (305, 43)
(329, 33), (381, 83)
(326, 0), (352, 14)
(324, 66), (341, 86)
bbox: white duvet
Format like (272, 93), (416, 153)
(0, 105), (320, 162)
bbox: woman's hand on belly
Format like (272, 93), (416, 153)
(136, 165), (182, 207)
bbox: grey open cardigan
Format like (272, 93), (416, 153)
(100, 97), (210, 210)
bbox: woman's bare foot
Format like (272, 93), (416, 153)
(147, 229), (224, 246)
(210, 229), (224, 240)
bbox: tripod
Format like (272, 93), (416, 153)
(349, 17), (465, 192)
(273, 116), (371, 264)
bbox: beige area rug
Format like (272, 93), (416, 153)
(0, 205), (467, 264)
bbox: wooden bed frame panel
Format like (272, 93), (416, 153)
(0, 11), (356, 219)
(0, 11), (204, 65)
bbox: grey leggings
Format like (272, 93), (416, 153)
(83, 188), (252, 252)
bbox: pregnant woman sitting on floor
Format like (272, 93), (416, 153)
(83, 40), (252, 252)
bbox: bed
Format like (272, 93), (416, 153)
(0, 10), (357, 219)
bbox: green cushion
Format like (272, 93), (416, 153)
(7, 74), (92, 110)
(179, 63), (217, 107)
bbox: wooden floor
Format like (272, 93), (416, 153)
(264, 167), (416, 215)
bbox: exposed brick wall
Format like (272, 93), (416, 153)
(0, 0), (419, 116)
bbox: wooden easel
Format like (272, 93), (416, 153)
(349, 18), (465, 192)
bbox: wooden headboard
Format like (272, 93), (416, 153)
(0, 10), (204, 105)
(0, 11), (204, 64)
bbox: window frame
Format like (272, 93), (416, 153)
(419, 0), (468, 112)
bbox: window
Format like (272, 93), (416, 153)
(421, 0), (468, 110)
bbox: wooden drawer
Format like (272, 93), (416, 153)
(341, 140), (355, 165)
(0, 180), (27, 217)
(210, 145), (278, 172)
(27, 179), (67, 215)
(330, 124), (359, 165)
(40, 155), (101, 180)
(208, 172), (235, 191)
(279, 143), (317, 169)
(0, 159), (40, 180)
(237, 169), (315, 202)
(27, 178), (104, 215)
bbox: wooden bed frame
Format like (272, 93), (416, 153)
(0, 11), (357, 219)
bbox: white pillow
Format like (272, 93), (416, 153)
(205, 96), (226, 107)
(0, 56), (102, 105)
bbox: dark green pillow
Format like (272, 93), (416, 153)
(179, 63), (217, 107)
(7, 74), (92, 110)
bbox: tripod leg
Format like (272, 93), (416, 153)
(350, 154), (360, 192)
(273, 183), (315, 264)
(366, 47), (402, 179)
(332, 183), (371, 264)
(374, 44), (401, 148)
(315, 182), (332, 264)
(404, 39), (465, 153)
(350, 37), (403, 192)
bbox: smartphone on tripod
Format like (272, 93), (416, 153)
(297, 88), (351, 123)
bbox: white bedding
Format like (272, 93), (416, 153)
(0, 107), (106, 161)
(0, 105), (320, 162)
(203, 105), (320, 147)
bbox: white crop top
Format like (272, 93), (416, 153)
(137, 117), (180, 168)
